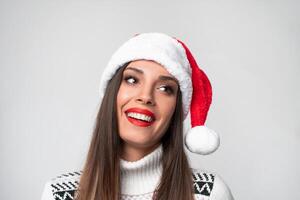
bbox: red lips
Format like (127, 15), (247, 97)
(124, 107), (156, 127)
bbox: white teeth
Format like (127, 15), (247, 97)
(127, 112), (153, 122)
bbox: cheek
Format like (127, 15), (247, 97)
(158, 96), (177, 120)
(117, 85), (131, 108)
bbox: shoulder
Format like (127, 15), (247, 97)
(41, 169), (233, 200)
(41, 171), (82, 200)
(191, 168), (234, 200)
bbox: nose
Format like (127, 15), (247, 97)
(135, 87), (155, 106)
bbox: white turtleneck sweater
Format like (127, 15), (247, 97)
(41, 144), (234, 200)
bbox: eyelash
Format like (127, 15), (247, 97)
(123, 75), (174, 94)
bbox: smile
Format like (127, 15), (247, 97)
(127, 112), (153, 122)
(125, 107), (156, 127)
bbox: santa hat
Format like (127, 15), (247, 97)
(99, 32), (220, 155)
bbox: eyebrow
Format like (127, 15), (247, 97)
(125, 67), (179, 85)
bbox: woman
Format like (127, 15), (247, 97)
(41, 32), (234, 200)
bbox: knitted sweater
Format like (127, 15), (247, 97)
(41, 144), (234, 200)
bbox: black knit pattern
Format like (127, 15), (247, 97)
(50, 171), (81, 200)
(193, 172), (215, 196)
(50, 171), (215, 199)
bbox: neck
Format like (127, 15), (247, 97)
(121, 143), (161, 161)
(120, 143), (163, 195)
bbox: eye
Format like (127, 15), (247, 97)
(124, 75), (138, 84)
(159, 85), (174, 94)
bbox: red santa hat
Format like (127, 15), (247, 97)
(99, 32), (220, 155)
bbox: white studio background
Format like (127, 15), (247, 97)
(0, 0), (299, 199)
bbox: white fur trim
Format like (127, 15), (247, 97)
(99, 32), (192, 119)
(185, 126), (220, 155)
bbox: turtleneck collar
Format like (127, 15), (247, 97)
(120, 144), (163, 195)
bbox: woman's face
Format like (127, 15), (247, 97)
(117, 60), (179, 154)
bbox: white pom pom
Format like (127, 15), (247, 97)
(185, 126), (220, 155)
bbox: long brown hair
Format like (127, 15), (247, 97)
(76, 62), (195, 200)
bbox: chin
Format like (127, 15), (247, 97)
(121, 136), (152, 146)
